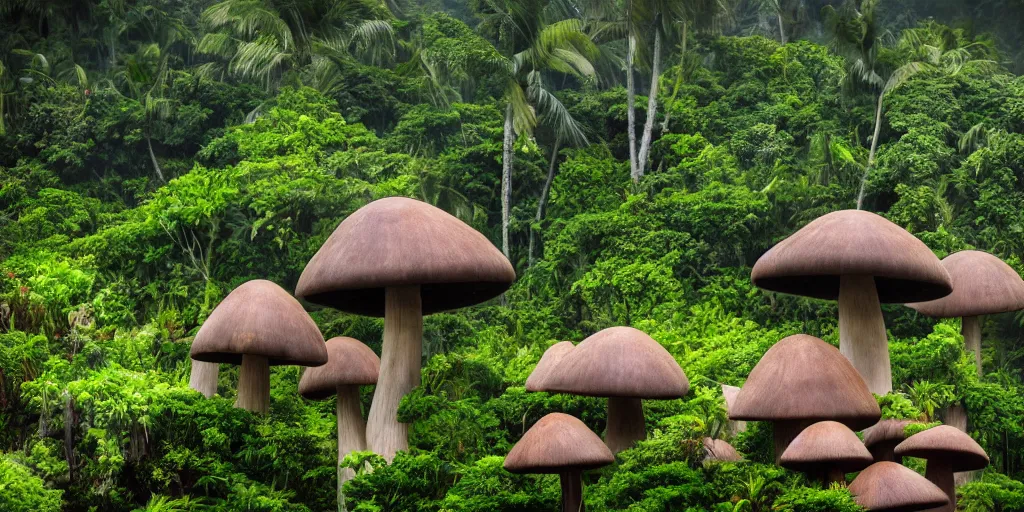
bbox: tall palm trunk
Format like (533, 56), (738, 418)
(529, 137), (561, 267)
(626, 1), (639, 183)
(660, 23), (688, 135)
(501, 102), (514, 259)
(636, 27), (662, 173)
(777, 12), (787, 44)
(856, 91), (884, 210)
(147, 134), (166, 183)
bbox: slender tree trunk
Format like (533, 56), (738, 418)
(501, 103), (514, 260)
(626, 1), (639, 182)
(189, 360), (219, 397)
(147, 134), (166, 184)
(528, 137), (561, 267)
(857, 92), (884, 210)
(636, 27), (662, 174)
(777, 12), (787, 44)
(660, 23), (688, 135)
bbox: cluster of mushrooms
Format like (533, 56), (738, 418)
(185, 202), (1018, 512)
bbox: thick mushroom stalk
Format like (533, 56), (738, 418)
(895, 425), (989, 512)
(961, 316), (982, 376)
(605, 397), (646, 454)
(925, 460), (955, 512)
(189, 360), (219, 397)
(838, 275), (892, 395)
(559, 470), (583, 512)
(367, 285), (423, 461)
(236, 355), (271, 413)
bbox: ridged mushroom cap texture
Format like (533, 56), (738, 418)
(751, 210), (952, 303)
(780, 421), (873, 473)
(703, 438), (743, 462)
(849, 462), (949, 512)
(862, 419), (915, 448)
(298, 337), (380, 400)
(894, 425), (990, 471)
(541, 327), (689, 399)
(907, 250), (1024, 318)
(525, 341), (575, 392)
(503, 413), (614, 474)
(729, 334), (880, 430)
(190, 280), (328, 366)
(295, 197), (515, 316)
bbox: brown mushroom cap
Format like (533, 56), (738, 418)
(730, 334), (880, 430)
(894, 425), (989, 471)
(525, 341), (575, 392)
(190, 280), (328, 366)
(298, 337), (380, 400)
(751, 210), (952, 303)
(862, 419), (914, 449)
(849, 461), (950, 512)
(541, 327), (689, 399)
(703, 438), (743, 462)
(503, 413), (615, 474)
(780, 421), (873, 473)
(907, 250), (1024, 318)
(295, 197), (515, 316)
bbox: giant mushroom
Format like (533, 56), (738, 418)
(894, 425), (990, 512)
(751, 210), (953, 394)
(295, 197), (514, 461)
(780, 421), (873, 484)
(862, 419), (915, 463)
(190, 280), (328, 413)
(540, 327), (689, 453)
(525, 341), (575, 392)
(504, 413), (614, 512)
(907, 250), (1024, 376)
(730, 334), (880, 462)
(849, 461), (950, 512)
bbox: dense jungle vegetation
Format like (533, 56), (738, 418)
(3, 0), (1024, 510)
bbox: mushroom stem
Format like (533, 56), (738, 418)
(838, 274), (892, 395)
(925, 459), (955, 512)
(868, 441), (900, 463)
(337, 385), (366, 512)
(236, 354), (270, 413)
(189, 360), (219, 398)
(774, 420), (813, 464)
(824, 467), (846, 485)
(560, 470), (584, 512)
(367, 285), (422, 462)
(962, 316), (982, 377)
(605, 397), (646, 454)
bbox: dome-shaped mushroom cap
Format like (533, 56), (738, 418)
(894, 425), (989, 471)
(503, 413), (614, 474)
(907, 250), (1024, 318)
(703, 438), (743, 462)
(298, 337), (380, 400)
(730, 334), (880, 430)
(780, 421), (873, 473)
(541, 327), (689, 399)
(751, 210), (952, 303)
(525, 341), (575, 392)
(295, 197), (515, 316)
(190, 280), (328, 366)
(849, 462), (949, 512)
(862, 419), (914, 449)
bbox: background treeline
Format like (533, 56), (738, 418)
(2, 0), (1024, 511)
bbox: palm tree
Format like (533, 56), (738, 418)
(477, 0), (596, 261)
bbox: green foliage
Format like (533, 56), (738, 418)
(0, 455), (63, 512)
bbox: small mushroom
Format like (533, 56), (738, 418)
(751, 210), (952, 394)
(780, 421), (873, 484)
(907, 250), (1024, 376)
(730, 334), (880, 462)
(849, 461), (950, 512)
(190, 280), (328, 413)
(894, 425), (990, 512)
(861, 419), (916, 463)
(295, 197), (514, 461)
(299, 337), (380, 503)
(703, 438), (743, 463)
(504, 413), (614, 512)
(526, 341), (575, 392)
(541, 327), (689, 453)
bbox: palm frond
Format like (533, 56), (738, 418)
(526, 71), (588, 147)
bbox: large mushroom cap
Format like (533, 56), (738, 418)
(907, 250), (1024, 318)
(849, 461), (950, 512)
(730, 334), (880, 430)
(191, 280), (328, 366)
(894, 425), (989, 471)
(780, 421), (873, 473)
(295, 197), (515, 316)
(503, 413), (614, 474)
(862, 419), (914, 449)
(525, 341), (575, 392)
(751, 210), (952, 303)
(703, 438), (743, 462)
(298, 337), (380, 400)
(541, 327), (689, 399)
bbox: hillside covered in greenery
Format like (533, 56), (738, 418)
(2, 0), (1024, 510)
